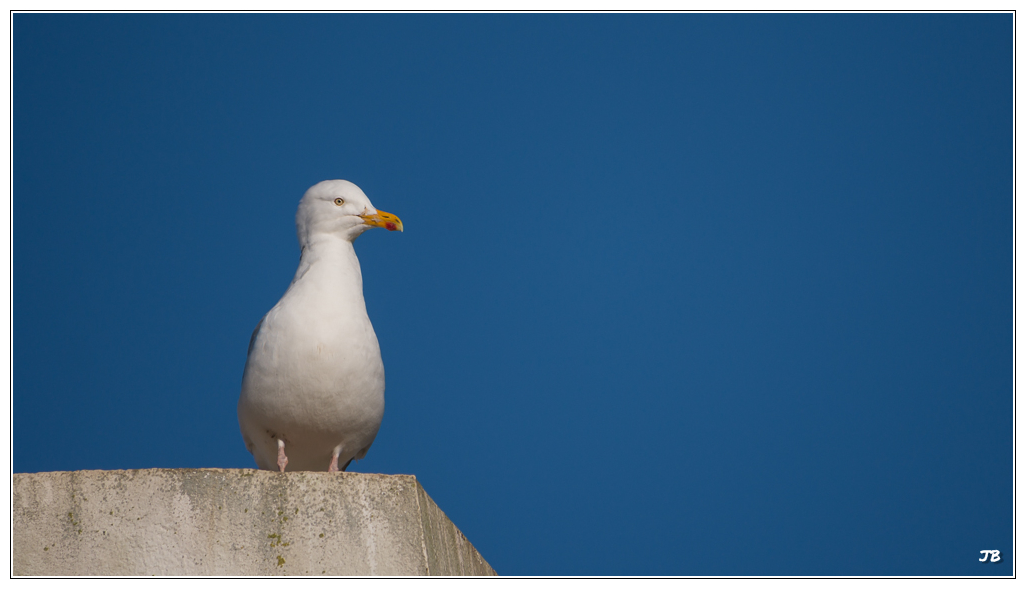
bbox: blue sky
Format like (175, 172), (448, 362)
(14, 14), (1012, 576)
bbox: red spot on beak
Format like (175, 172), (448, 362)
(385, 222), (398, 231)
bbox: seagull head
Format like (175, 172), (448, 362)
(296, 179), (404, 244)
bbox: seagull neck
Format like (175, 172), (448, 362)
(292, 234), (364, 294)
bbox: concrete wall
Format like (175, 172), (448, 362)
(13, 469), (496, 576)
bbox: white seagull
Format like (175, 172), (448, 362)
(238, 180), (403, 472)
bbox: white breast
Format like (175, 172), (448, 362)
(238, 235), (385, 472)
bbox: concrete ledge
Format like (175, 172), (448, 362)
(13, 469), (496, 576)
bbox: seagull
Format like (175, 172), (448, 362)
(238, 180), (403, 472)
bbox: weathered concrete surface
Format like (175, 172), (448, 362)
(13, 469), (496, 576)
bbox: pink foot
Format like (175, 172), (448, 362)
(277, 439), (288, 473)
(328, 444), (343, 473)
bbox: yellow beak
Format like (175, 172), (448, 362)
(360, 209), (403, 232)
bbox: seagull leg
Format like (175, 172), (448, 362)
(328, 443), (344, 473)
(276, 438), (288, 473)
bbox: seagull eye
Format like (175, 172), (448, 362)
(334, 198), (345, 206)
